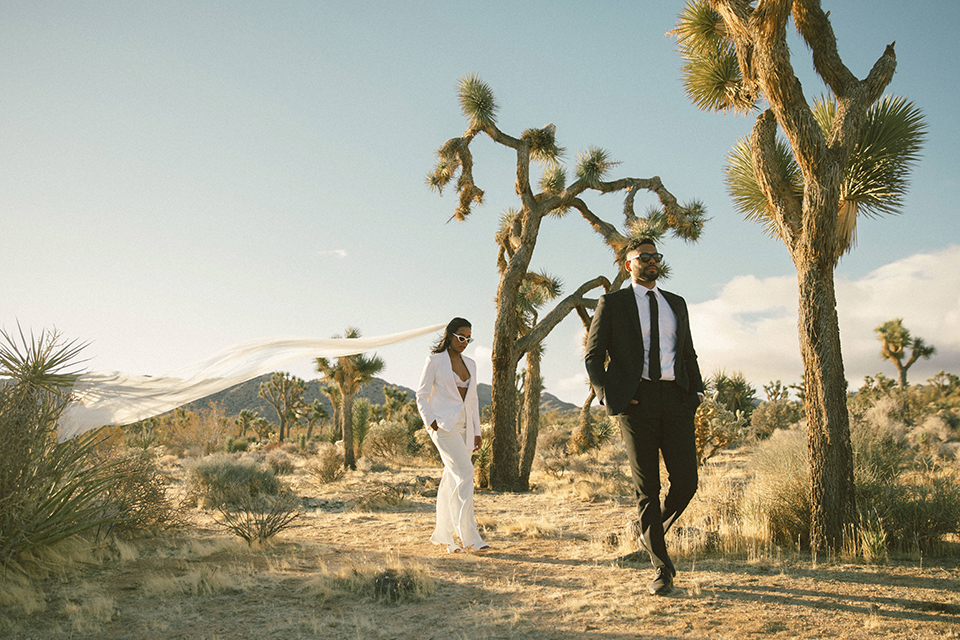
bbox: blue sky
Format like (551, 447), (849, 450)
(3, 1), (959, 405)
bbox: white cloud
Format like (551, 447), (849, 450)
(689, 245), (960, 390)
(318, 249), (348, 258)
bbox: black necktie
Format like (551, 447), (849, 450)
(647, 291), (661, 381)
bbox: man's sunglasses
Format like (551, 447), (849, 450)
(630, 252), (663, 263)
(453, 334), (474, 344)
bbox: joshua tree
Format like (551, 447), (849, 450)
(673, 0), (926, 552)
(300, 400), (329, 441)
(236, 409), (258, 439)
(259, 371), (306, 443)
(319, 382), (342, 435)
(875, 318), (935, 390)
(428, 75), (705, 490)
(315, 328), (384, 470)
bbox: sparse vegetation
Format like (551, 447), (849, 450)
(4, 330), (959, 639)
(305, 442), (347, 484)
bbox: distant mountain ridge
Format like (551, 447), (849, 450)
(184, 375), (578, 420)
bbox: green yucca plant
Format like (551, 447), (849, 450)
(0, 328), (128, 571)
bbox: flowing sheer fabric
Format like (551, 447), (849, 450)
(57, 323), (446, 441)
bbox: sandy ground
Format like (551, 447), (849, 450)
(3, 463), (960, 640)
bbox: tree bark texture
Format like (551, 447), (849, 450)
(795, 253), (855, 552)
(517, 346), (543, 490)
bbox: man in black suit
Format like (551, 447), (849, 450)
(585, 237), (704, 596)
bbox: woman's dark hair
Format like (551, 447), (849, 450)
(432, 317), (472, 354)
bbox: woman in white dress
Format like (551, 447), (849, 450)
(415, 318), (490, 554)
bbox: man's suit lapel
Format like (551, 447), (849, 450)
(620, 287), (644, 344)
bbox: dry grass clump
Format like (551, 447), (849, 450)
(740, 428), (811, 548)
(305, 442), (346, 485)
(62, 582), (117, 634)
(142, 565), (255, 597)
(491, 517), (564, 539)
(351, 482), (410, 511)
(308, 556), (435, 604)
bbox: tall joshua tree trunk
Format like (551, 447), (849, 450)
(518, 344), (543, 489)
(795, 249), (855, 551)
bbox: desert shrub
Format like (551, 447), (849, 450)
(155, 403), (232, 456)
(859, 396), (909, 444)
(123, 418), (159, 450)
(706, 369), (757, 420)
(364, 420), (412, 461)
(695, 395), (747, 464)
(187, 454), (282, 508)
(749, 399), (803, 440)
(535, 442), (571, 479)
(305, 442), (346, 484)
(214, 490), (301, 545)
(413, 428), (441, 464)
(265, 449), (296, 475)
(851, 408), (908, 483)
(0, 329), (133, 569)
(225, 437), (249, 453)
(94, 449), (182, 535)
(908, 414), (954, 457)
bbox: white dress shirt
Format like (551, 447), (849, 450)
(631, 282), (678, 381)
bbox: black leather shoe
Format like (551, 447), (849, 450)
(648, 568), (674, 596)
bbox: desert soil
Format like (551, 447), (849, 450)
(3, 463), (960, 640)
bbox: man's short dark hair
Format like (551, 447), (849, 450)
(626, 237), (658, 254)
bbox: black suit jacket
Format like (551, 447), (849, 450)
(585, 285), (704, 416)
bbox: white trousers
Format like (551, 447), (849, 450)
(429, 409), (485, 550)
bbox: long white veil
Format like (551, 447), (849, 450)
(58, 323), (445, 441)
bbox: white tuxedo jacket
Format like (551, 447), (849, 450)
(416, 351), (481, 445)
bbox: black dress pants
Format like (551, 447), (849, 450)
(617, 379), (699, 573)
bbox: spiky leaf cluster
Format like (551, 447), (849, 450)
(458, 74), (498, 130)
(726, 95), (925, 250)
(674, 1), (754, 113)
(538, 164), (566, 194)
(426, 137), (465, 194)
(818, 95), (927, 219)
(667, 200), (708, 242)
(516, 271), (563, 331)
(521, 124), (564, 164)
(575, 147), (618, 188)
(724, 137), (803, 240)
